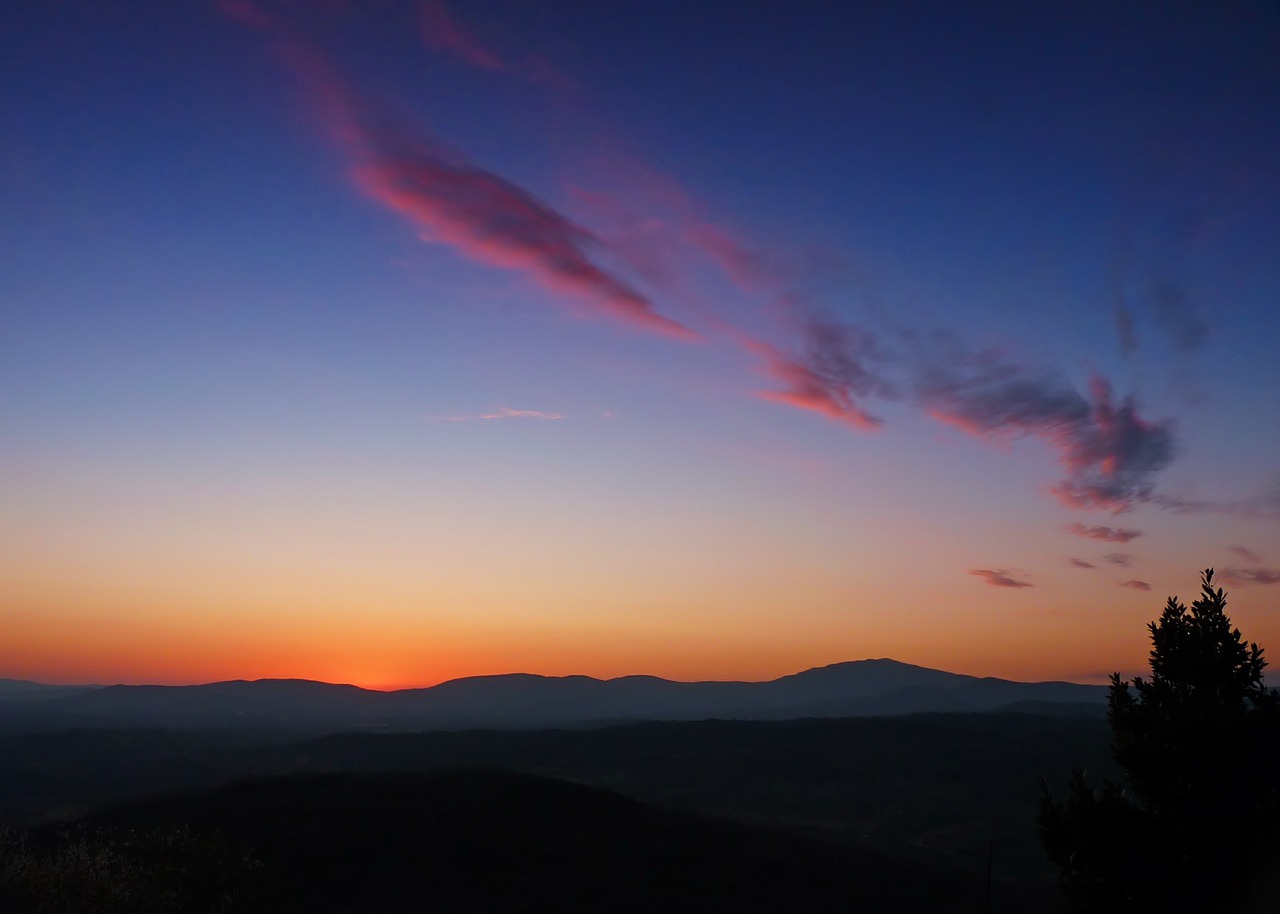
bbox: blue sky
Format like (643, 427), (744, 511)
(2, 0), (1278, 687)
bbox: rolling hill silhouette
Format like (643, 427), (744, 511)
(56, 768), (1059, 913)
(0, 659), (1104, 731)
(0, 680), (100, 701)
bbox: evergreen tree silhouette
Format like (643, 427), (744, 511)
(1039, 568), (1280, 912)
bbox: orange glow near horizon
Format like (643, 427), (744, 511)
(4, 0), (1280, 732)
(10, 566), (1263, 689)
(6, 463), (1277, 692)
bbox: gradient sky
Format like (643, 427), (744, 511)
(3, 1), (1278, 689)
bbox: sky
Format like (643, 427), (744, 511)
(2, 0), (1278, 689)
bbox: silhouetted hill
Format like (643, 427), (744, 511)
(0, 659), (1106, 731)
(0, 713), (1115, 875)
(53, 769), (1060, 913)
(0, 680), (99, 701)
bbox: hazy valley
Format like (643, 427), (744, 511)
(0, 659), (1117, 912)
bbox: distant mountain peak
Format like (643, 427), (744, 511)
(0, 659), (1107, 732)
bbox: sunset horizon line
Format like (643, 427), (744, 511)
(3, 655), (1127, 693)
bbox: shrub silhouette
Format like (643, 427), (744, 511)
(1038, 568), (1280, 911)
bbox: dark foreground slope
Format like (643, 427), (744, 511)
(0, 713), (1115, 873)
(12, 769), (1061, 913)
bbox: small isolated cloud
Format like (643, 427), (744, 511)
(1120, 579), (1152, 591)
(1230, 545), (1264, 564)
(1064, 523), (1143, 543)
(480, 407), (563, 420)
(432, 407), (564, 422)
(1069, 558), (1097, 570)
(1105, 552), (1134, 567)
(1221, 567), (1280, 586)
(970, 569), (1033, 589)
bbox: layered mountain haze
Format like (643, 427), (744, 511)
(0, 680), (102, 701)
(0, 660), (1105, 731)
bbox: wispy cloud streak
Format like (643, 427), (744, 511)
(1221, 567), (1280, 586)
(970, 569), (1033, 588)
(687, 222), (792, 295)
(741, 324), (889, 430)
(917, 355), (1175, 512)
(1121, 579), (1152, 591)
(226, 1), (1207, 520)
(420, 0), (507, 72)
(226, 9), (692, 342)
(431, 407), (565, 422)
(1230, 545), (1263, 563)
(479, 407), (563, 420)
(418, 1), (572, 90)
(1151, 489), (1280, 521)
(1065, 523), (1143, 543)
(1069, 558), (1097, 569)
(530, 125), (1188, 516)
(744, 323), (1177, 511)
(352, 152), (695, 339)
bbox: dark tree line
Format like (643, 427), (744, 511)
(1039, 568), (1280, 912)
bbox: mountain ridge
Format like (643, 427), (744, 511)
(2, 658), (1023, 692)
(0, 658), (1106, 732)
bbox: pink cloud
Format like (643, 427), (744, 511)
(480, 407), (563, 420)
(1064, 523), (1143, 543)
(562, 160), (898, 433)
(432, 407), (564, 422)
(970, 569), (1033, 588)
(226, 17), (695, 343)
(420, 1), (507, 72)
(918, 355), (1175, 512)
(562, 186), (678, 292)
(352, 155), (696, 340)
(730, 324), (1181, 514)
(224, 3), (1198, 520)
(564, 167), (898, 435)
(738, 321), (1177, 520)
(1221, 567), (1280, 586)
(216, 0), (275, 31)
(564, 153), (806, 311)
(1152, 489), (1280, 520)
(1120, 579), (1152, 591)
(1230, 544), (1263, 564)
(687, 222), (786, 295)
(741, 335), (882, 430)
(419, 1), (574, 92)
(1069, 558), (1096, 569)
(1049, 377), (1176, 511)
